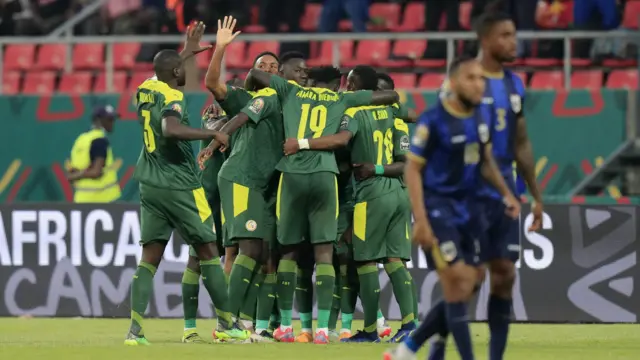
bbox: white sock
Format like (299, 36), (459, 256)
(281, 325), (293, 330)
(377, 316), (386, 327)
(184, 327), (196, 331)
(240, 320), (254, 331)
(316, 327), (328, 334)
(302, 328), (312, 333)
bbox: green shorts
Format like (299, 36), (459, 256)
(352, 188), (412, 262)
(218, 177), (268, 245)
(335, 206), (353, 256)
(276, 172), (338, 246)
(139, 184), (215, 246)
(189, 190), (224, 258)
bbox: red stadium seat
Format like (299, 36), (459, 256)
(603, 58), (637, 67)
(459, 1), (472, 29)
(607, 70), (638, 89)
(524, 58), (562, 67)
(128, 72), (155, 90)
(415, 58), (447, 68)
(23, 71), (56, 94)
(2, 72), (21, 95)
(369, 3), (401, 30)
(389, 73), (416, 89)
(225, 42), (247, 68)
(58, 72), (93, 94)
(392, 40), (427, 59)
(344, 40), (391, 66)
(35, 44), (67, 70)
(530, 71), (563, 89)
(418, 73), (446, 89)
(73, 43), (104, 70)
(307, 41), (354, 67)
(94, 71), (128, 93)
(623, 1), (640, 29)
(392, 2), (425, 31)
(113, 43), (141, 70)
(301, 3), (322, 31)
(570, 70), (602, 89)
(242, 42), (280, 68)
(514, 71), (529, 86)
(3, 44), (36, 71)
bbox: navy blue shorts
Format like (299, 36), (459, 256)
(479, 198), (520, 262)
(423, 196), (483, 270)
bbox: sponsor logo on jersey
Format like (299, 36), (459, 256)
(340, 115), (349, 129)
(245, 220), (257, 231)
(249, 98), (264, 114)
(400, 135), (410, 151)
(478, 123), (489, 143)
(510, 94), (522, 113)
(439, 241), (457, 262)
(171, 103), (182, 114)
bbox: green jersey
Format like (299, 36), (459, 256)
(336, 149), (355, 208)
(133, 78), (200, 190)
(199, 109), (227, 195)
(268, 75), (374, 174)
(219, 88), (284, 192)
(219, 84), (255, 154)
(341, 105), (410, 201)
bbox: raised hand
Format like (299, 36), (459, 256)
(185, 21), (212, 54)
(217, 16), (241, 48)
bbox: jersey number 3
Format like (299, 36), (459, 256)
(373, 129), (393, 165)
(142, 110), (156, 153)
(298, 104), (327, 139)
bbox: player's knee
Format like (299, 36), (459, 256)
(313, 243), (334, 264)
(386, 257), (403, 263)
(439, 263), (477, 302)
(193, 243), (218, 261)
(238, 239), (263, 261)
(489, 260), (515, 296)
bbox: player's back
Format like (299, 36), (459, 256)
(133, 78), (200, 190)
(346, 105), (408, 200)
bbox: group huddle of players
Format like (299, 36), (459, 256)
(125, 10), (544, 360)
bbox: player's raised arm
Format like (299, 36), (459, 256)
(481, 143), (521, 219)
(180, 22), (212, 91)
(205, 16), (241, 100)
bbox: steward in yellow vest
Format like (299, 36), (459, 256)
(67, 105), (121, 203)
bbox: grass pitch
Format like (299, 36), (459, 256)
(1, 318), (638, 360)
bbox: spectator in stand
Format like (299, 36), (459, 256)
(318, 0), (369, 32)
(573, 0), (623, 58)
(31, 0), (83, 33)
(423, 0), (461, 59)
(261, 0), (308, 54)
(101, 0), (142, 34)
(0, 0), (22, 35)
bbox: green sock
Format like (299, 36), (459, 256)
(340, 264), (357, 331)
(296, 266), (314, 330)
(199, 258), (233, 329)
(384, 262), (415, 325)
(269, 299), (280, 330)
(256, 273), (276, 331)
(240, 268), (263, 323)
(328, 269), (341, 331)
(129, 262), (156, 336)
(407, 271), (419, 324)
(315, 263), (336, 330)
(228, 254), (257, 317)
(181, 267), (200, 330)
(358, 264), (381, 333)
(276, 259), (297, 327)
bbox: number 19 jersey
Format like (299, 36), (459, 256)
(341, 105), (410, 201)
(268, 75), (373, 174)
(133, 78), (200, 190)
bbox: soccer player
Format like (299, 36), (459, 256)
(282, 65), (416, 343)
(383, 56), (521, 360)
(236, 66), (399, 344)
(125, 46), (249, 345)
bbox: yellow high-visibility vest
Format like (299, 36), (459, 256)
(69, 128), (121, 203)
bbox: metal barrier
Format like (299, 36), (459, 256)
(0, 30), (638, 93)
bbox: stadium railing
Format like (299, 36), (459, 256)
(0, 30), (637, 93)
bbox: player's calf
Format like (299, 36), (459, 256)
(182, 254), (202, 341)
(487, 258), (516, 360)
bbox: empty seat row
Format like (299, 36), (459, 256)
(3, 69), (637, 95)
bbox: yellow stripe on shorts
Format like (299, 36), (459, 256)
(192, 187), (212, 222)
(276, 173), (284, 220)
(353, 202), (367, 241)
(232, 183), (249, 217)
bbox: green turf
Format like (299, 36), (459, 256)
(1, 318), (638, 359)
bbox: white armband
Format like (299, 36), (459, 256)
(298, 139), (310, 150)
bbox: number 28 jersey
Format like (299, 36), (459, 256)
(268, 75), (373, 174)
(133, 78), (200, 190)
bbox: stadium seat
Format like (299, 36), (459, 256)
(415, 58), (447, 68)
(623, 1), (640, 29)
(369, 3), (401, 30)
(242, 42), (280, 68)
(2, 72), (21, 95)
(418, 73), (446, 89)
(570, 70), (602, 89)
(379, 40), (425, 67)
(128, 72), (155, 90)
(530, 71), (563, 89)
(524, 58), (562, 67)
(514, 71), (529, 86)
(344, 40), (391, 66)
(113, 43), (141, 70)
(73, 43), (104, 70)
(307, 40), (354, 67)
(607, 69), (638, 89)
(94, 71), (127, 93)
(3, 44), (36, 71)
(571, 58), (592, 67)
(603, 58), (637, 67)
(225, 42), (247, 68)
(35, 44), (67, 70)
(58, 72), (93, 94)
(23, 71), (56, 94)
(301, 3), (322, 31)
(391, 2), (425, 31)
(389, 73), (416, 89)
(459, 1), (472, 29)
